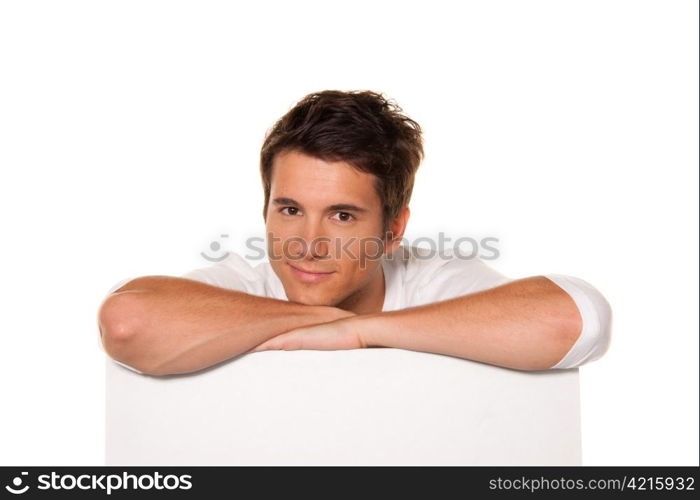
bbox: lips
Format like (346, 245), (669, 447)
(290, 264), (333, 274)
(287, 262), (335, 283)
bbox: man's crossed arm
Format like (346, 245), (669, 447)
(98, 275), (591, 376)
(251, 276), (583, 371)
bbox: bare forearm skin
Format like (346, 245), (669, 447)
(98, 276), (353, 375)
(353, 276), (583, 371)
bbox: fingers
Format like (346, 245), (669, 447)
(251, 331), (293, 352)
(252, 340), (281, 352)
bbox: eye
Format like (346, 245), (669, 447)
(280, 207), (300, 216)
(331, 211), (355, 223)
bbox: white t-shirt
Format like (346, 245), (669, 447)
(102, 245), (612, 372)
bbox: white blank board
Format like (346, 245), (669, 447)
(106, 348), (581, 465)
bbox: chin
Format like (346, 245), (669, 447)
(286, 290), (334, 307)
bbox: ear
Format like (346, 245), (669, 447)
(385, 206), (410, 256)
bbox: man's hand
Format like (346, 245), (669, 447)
(250, 315), (366, 352)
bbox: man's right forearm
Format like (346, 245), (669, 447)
(98, 276), (352, 376)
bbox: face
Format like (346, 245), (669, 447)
(264, 150), (407, 313)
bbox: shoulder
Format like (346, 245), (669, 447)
(180, 251), (269, 294)
(388, 245), (511, 306)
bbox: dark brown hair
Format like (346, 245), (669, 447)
(260, 90), (424, 234)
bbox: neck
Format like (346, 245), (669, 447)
(335, 264), (385, 315)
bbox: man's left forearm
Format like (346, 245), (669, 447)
(352, 276), (583, 371)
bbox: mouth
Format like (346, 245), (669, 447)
(287, 262), (336, 283)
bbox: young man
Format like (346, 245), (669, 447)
(98, 90), (612, 376)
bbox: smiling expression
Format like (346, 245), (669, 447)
(264, 150), (406, 314)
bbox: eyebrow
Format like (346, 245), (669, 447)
(272, 197), (369, 213)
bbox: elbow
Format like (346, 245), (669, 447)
(99, 292), (156, 375)
(559, 298), (586, 358)
(99, 293), (138, 353)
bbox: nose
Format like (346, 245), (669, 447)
(288, 218), (330, 261)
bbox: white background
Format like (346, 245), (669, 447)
(0, 0), (697, 466)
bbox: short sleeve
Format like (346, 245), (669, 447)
(106, 276), (137, 295)
(180, 252), (259, 293)
(544, 274), (613, 369)
(414, 254), (513, 306)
